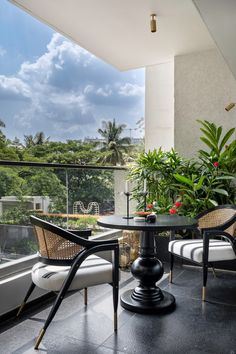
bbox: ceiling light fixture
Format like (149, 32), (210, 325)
(150, 14), (157, 33)
(225, 102), (235, 111)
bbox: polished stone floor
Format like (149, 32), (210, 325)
(1, 264), (236, 354)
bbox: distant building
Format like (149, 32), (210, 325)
(0, 196), (51, 215)
(84, 136), (143, 145)
(131, 137), (143, 145)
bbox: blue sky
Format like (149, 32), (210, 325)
(0, 0), (145, 142)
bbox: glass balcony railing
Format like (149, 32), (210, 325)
(0, 161), (128, 266)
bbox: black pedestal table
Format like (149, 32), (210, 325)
(97, 214), (198, 314)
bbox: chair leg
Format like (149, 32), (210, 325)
(113, 246), (119, 332)
(35, 261), (79, 350)
(113, 282), (118, 332)
(202, 263), (208, 301)
(16, 282), (36, 317)
(84, 288), (88, 306)
(212, 266), (217, 278)
(169, 253), (174, 283)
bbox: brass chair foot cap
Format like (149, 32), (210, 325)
(16, 302), (25, 318)
(202, 287), (206, 301)
(34, 328), (45, 350)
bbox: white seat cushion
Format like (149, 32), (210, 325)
(32, 255), (113, 291)
(169, 239), (236, 263)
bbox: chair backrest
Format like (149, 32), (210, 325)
(34, 225), (82, 260)
(197, 205), (236, 236)
(31, 216), (88, 262)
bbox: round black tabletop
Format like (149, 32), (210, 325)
(97, 214), (198, 232)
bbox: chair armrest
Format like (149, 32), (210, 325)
(66, 230), (118, 248)
(203, 229), (236, 254)
(71, 242), (120, 274)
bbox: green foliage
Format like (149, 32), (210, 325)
(129, 121), (236, 217)
(198, 119), (236, 173)
(0, 205), (39, 225)
(39, 214), (98, 231)
(68, 216), (98, 230)
(24, 169), (67, 212)
(129, 148), (192, 212)
(0, 167), (25, 198)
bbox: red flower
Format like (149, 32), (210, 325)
(179, 191), (185, 195)
(169, 208), (177, 214)
(147, 203), (153, 210)
(175, 201), (183, 208)
(213, 161), (219, 167)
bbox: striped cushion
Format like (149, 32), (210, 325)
(32, 255), (113, 292)
(169, 239), (236, 263)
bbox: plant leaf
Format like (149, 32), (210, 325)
(200, 137), (215, 151)
(212, 188), (229, 196)
(195, 175), (205, 191)
(208, 199), (218, 207)
(173, 174), (194, 187)
(219, 128), (235, 152)
(215, 176), (235, 180)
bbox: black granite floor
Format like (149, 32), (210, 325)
(1, 264), (236, 354)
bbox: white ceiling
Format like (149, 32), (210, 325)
(193, 0), (236, 80)
(9, 0), (215, 71)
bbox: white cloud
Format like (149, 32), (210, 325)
(118, 83), (144, 97)
(96, 86), (112, 97)
(0, 46), (6, 57)
(3, 33), (144, 141)
(0, 75), (31, 100)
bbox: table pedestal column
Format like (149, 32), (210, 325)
(120, 231), (175, 313)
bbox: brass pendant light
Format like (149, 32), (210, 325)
(150, 14), (157, 33)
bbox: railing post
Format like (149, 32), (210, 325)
(65, 169), (69, 229)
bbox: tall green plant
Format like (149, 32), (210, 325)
(129, 120), (235, 217)
(197, 119), (236, 173)
(129, 148), (193, 212)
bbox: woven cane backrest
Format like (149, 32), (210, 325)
(198, 208), (236, 236)
(34, 226), (83, 260)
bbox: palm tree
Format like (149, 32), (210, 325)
(34, 132), (50, 145)
(97, 119), (131, 165)
(0, 119), (6, 142)
(24, 132), (50, 148)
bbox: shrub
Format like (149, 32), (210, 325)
(129, 121), (235, 217)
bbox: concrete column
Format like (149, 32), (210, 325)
(174, 49), (236, 158)
(145, 61), (174, 152)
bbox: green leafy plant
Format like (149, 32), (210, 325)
(129, 120), (235, 217)
(198, 119), (236, 173)
(129, 148), (194, 212)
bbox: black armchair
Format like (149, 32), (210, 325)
(168, 205), (236, 301)
(17, 216), (119, 350)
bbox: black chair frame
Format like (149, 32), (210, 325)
(169, 205), (236, 301)
(17, 216), (119, 350)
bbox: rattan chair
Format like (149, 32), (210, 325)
(16, 216), (119, 350)
(168, 205), (236, 301)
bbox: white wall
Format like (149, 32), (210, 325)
(145, 61), (174, 152)
(174, 49), (236, 157)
